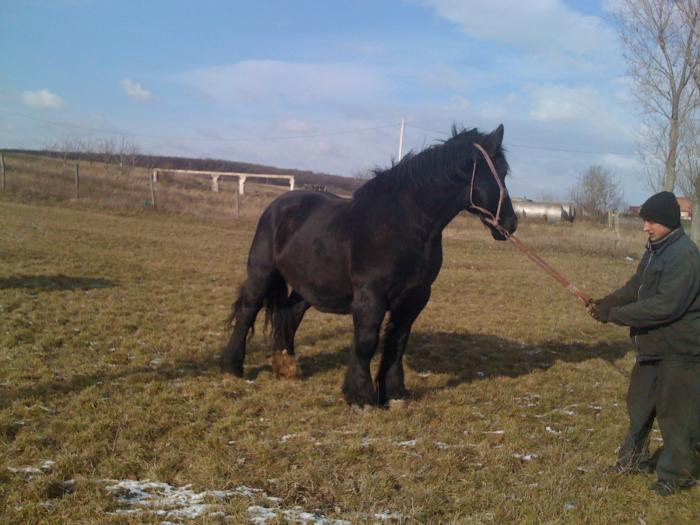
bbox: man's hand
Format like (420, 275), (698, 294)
(587, 298), (613, 323)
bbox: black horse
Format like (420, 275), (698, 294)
(221, 124), (518, 406)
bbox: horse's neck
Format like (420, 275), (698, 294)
(405, 184), (465, 234)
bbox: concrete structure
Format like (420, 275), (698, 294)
(511, 199), (575, 223)
(151, 169), (295, 195)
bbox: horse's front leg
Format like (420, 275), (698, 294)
(376, 288), (430, 406)
(342, 288), (385, 407)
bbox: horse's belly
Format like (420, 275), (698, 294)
(272, 196), (353, 314)
(277, 250), (353, 314)
(289, 277), (353, 315)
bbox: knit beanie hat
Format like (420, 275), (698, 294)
(639, 191), (681, 229)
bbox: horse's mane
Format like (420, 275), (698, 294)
(354, 126), (506, 199)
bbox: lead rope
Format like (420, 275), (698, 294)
(470, 144), (591, 306)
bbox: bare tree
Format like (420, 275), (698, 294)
(568, 166), (624, 220)
(115, 137), (140, 175)
(610, 0), (699, 191)
(675, 1), (700, 245)
(677, 116), (700, 242)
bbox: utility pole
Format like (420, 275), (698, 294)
(398, 118), (405, 160)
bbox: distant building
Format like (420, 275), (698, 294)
(511, 198), (575, 223)
(629, 197), (692, 220)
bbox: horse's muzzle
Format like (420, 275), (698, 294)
(484, 214), (517, 241)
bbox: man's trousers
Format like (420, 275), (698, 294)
(618, 359), (700, 485)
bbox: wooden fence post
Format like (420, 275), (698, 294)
(149, 173), (157, 209)
(1, 154), (5, 192)
(75, 162), (80, 199)
(234, 181), (240, 218)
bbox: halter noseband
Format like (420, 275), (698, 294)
(469, 143), (509, 236)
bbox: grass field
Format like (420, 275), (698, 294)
(1, 158), (699, 524)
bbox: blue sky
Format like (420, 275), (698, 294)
(1, 0), (648, 204)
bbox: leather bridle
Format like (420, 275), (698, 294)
(468, 143), (508, 235)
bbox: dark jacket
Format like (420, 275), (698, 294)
(602, 228), (700, 361)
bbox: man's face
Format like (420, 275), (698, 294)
(643, 220), (673, 242)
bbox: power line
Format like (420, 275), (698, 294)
(2, 107), (636, 158)
(405, 122), (635, 157)
(0, 108), (398, 144)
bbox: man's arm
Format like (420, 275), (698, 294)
(588, 261), (644, 322)
(608, 252), (700, 328)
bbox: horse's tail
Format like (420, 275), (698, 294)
(225, 276), (291, 345)
(264, 276), (292, 348)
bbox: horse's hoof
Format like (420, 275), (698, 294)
(272, 349), (302, 380)
(221, 362), (244, 377)
(342, 386), (376, 407)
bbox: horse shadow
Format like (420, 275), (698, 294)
(0, 274), (118, 292)
(288, 329), (632, 399)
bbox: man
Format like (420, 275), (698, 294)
(588, 191), (700, 496)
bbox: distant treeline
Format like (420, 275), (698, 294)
(1, 149), (364, 194)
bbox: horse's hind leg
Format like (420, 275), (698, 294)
(221, 221), (282, 376)
(376, 288), (430, 406)
(271, 291), (310, 379)
(220, 275), (270, 376)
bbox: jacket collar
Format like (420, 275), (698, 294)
(648, 227), (684, 253)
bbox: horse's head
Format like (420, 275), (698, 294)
(461, 124), (518, 241)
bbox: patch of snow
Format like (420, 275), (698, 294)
(374, 510), (403, 521)
(103, 479), (349, 525)
(360, 437), (377, 448)
(545, 426), (561, 434)
(512, 453), (537, 462)
(104, 479), (263, 522)
(395, 439), (417, 448)
(248, 504), (351, 525)
(7, 459), (55, 479)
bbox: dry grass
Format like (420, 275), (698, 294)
(1, 156), (697, 524)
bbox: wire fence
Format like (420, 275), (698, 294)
(0, 153), (289, 221)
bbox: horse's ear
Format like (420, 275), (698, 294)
(485, 124), (504, 152)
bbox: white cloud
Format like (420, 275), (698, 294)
(121, 78), (153, 102)
(417, 63), (471, 92)
(416, 0), (617, 57)
(529, 85), (600, 121)
(599, 152), (643, 173)
(178, 60), (389, 107)
(20, 89), (65, 109)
